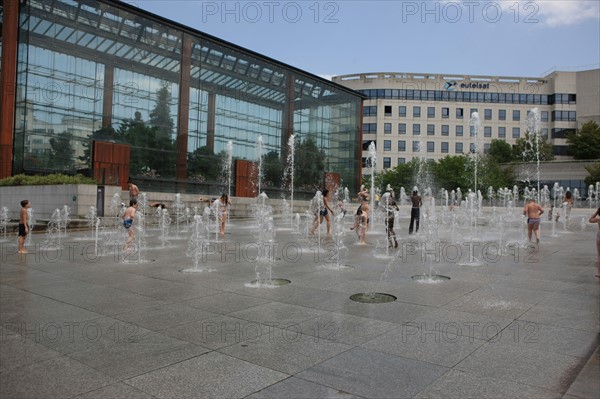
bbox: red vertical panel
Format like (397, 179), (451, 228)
(235, 159), (258, 198)
(0, 0), (19, 178)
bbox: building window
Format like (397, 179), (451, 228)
(512, 127), (520, 138)
(384, 123), (392, 134)
(399, 106), (406, 117)
(484, 126), (492, 137)
(498, 127), (506, 138)
(541, 128), (548, 138)
(427, 107), (435, 118)
(427, 124), (435, 135)
(442, 125), (449, 136)
(384, 140), (391, 151)
(398, 140), (406, 151)
(363, 123), (377, 134)
(441, 142), (449, 153)
(362, 140), (376, 150)
(455, 142), (463, 153)
(383, 157), (391, 169)
(513, 110), (520, 121)
(398, 123), (406, 134)
(384, 105), (392, 116)
(499, 109), (506, 120)
(413, 124), (421, 135)
(413, 106), (421, 118)
(470, 108), (478, 117)
(484, 109), (492, 120)
(470, 143), (477, 153)
(484, 143), (491, 153)
(552, 111), (577, 122)
(413, 141), (421, 152)
(427, 141), (435, 152)
(456, 108), (464, 119)
(398, 157), (405, 165)
(456, 125), (464, 136)
(541, 111), (549, 122)
(363, 106), (377, 117)
(442, 107), (449, 118)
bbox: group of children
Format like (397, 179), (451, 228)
(121, 192), (232, 252)
(14, 187), (600, 277)
(310, 185), (401, 247)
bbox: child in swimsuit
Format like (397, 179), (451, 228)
(123, 199), (138, 251)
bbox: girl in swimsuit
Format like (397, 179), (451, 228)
(589, 207), (600, 278)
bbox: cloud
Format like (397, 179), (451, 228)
(533, 0), (600, 27)
(441, 1), (599, 27)
(492, 0), (600, 27)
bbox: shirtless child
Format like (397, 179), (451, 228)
(589, 207), (600, 278)
(18, 200), (31, 254)
(523, 198), (544, 243)
(123, 199), (138, 251)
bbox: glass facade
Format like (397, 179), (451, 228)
(10, 0), (362, 195)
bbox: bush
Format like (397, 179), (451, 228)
(0, 174), (97, 186)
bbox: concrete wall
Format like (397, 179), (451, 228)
(0, 185), (121, 220)
(0, 185), (314, 222)
(512, 160), (598, 182)
(117, 190), (313, 219)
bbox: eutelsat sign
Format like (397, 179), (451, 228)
(445, 81), (491, 90)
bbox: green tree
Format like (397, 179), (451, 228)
(567, 121), (600, 160)
(115, 112), (151, 176)
(262, 150), (283, 187)
(187, 146), (221, 181)
(375, 158), (426, 194)
(513, 132), (555, 162)
(487, 139), (513, 163)
(149, 83), (175, 138)
(432, 155), (470, 191)
(584, 162), (600, 186)
(147, 83), (176, 176)
(115, 83), (178, 177)
(49, 132), (75, 170)
(79, 126), (117, 167)
(295, 137), (326, 191)
(477, 155), (516, 192)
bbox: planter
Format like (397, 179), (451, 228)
(0, 185), (121, 220)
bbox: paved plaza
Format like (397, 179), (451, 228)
(1, 207), (599, 399)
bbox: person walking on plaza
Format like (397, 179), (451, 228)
(409, 189), (422, 234)
(589, 207), (600, 278)
(217, 193), (231, 236)
(18, 200), (31, 254)
(382, 190), (399, 248)
(358, 201), (370, 244)
(128, 180), (140, 201)
(523, 198), (544, 243)
(123, 199), (138, 251)
(351, 185), (369, 232)
(311, 189), (334, 236)
(556, 190), (574, 223)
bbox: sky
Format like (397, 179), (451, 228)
(132, 0), (600, 80)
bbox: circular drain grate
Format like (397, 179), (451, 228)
(249, 278), (291, 286)
(350, 293), (397, 303)
(411, 274), (451, 281)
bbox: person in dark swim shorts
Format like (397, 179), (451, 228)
(122, 199), (138, 251)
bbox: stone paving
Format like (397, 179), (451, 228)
(1, 207), (599, 398)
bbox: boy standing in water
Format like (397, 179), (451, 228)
(18, 200), (31, 254)
(523, 198), (544, 243)
(123, 199), (138, 251)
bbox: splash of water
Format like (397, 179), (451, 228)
(525, 108), (542, 202)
